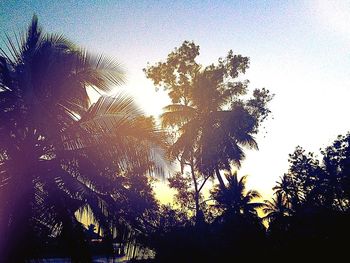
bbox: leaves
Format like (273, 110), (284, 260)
(211, 172), (263, 217)
(0, 16), (166, 260)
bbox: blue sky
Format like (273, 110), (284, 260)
(1, 0), (350, 198)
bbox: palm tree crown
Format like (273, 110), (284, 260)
(263, 192), (291, 224)
(211, 172), (264, 217)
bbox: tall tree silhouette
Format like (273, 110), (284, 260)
(322, 133), (350, 211)
(0, 16), (164, 262)
(144, 41), (272, 223)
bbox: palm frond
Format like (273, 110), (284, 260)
(79, 93), (142, 134)
(0, 57), (13, 91)
(161, 104), (196, 127)
(75, 49), (125, 93)
(246, 190), (261, 199)
(45, 33), (75, 51)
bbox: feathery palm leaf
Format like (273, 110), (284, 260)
(211, 172), (263, 217)
(262, 192), (291, 223)
(0, 16), (164, 261)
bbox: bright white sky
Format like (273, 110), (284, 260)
(1, 0), (350, 199)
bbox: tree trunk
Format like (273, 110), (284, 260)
(215, 166), (226, 189)
(190, 164), (201, 222)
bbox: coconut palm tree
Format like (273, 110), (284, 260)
(165, 68), (260, 188)
(0, 16), (164, 262)
(263, 192), (291, 224)
(211, 172), (264, 218)
(145, 42), (272, 225)
(273, 175), (295, 207)
(161, 67), (266, 223)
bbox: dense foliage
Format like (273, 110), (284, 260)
(145, 133), (350, 262)
(0, 16), (164, 262)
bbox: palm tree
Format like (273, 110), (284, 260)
(145, 42), (272, 225)
(162, 68), (263, 223)
(0, 16), (164, 262)
(273, 175), (294, 207)
(164, 69), (259, 188)
(211, 172), (264, 218)
(263, 192), (291, 224)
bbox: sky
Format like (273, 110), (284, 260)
(1, 0), (350, 200)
